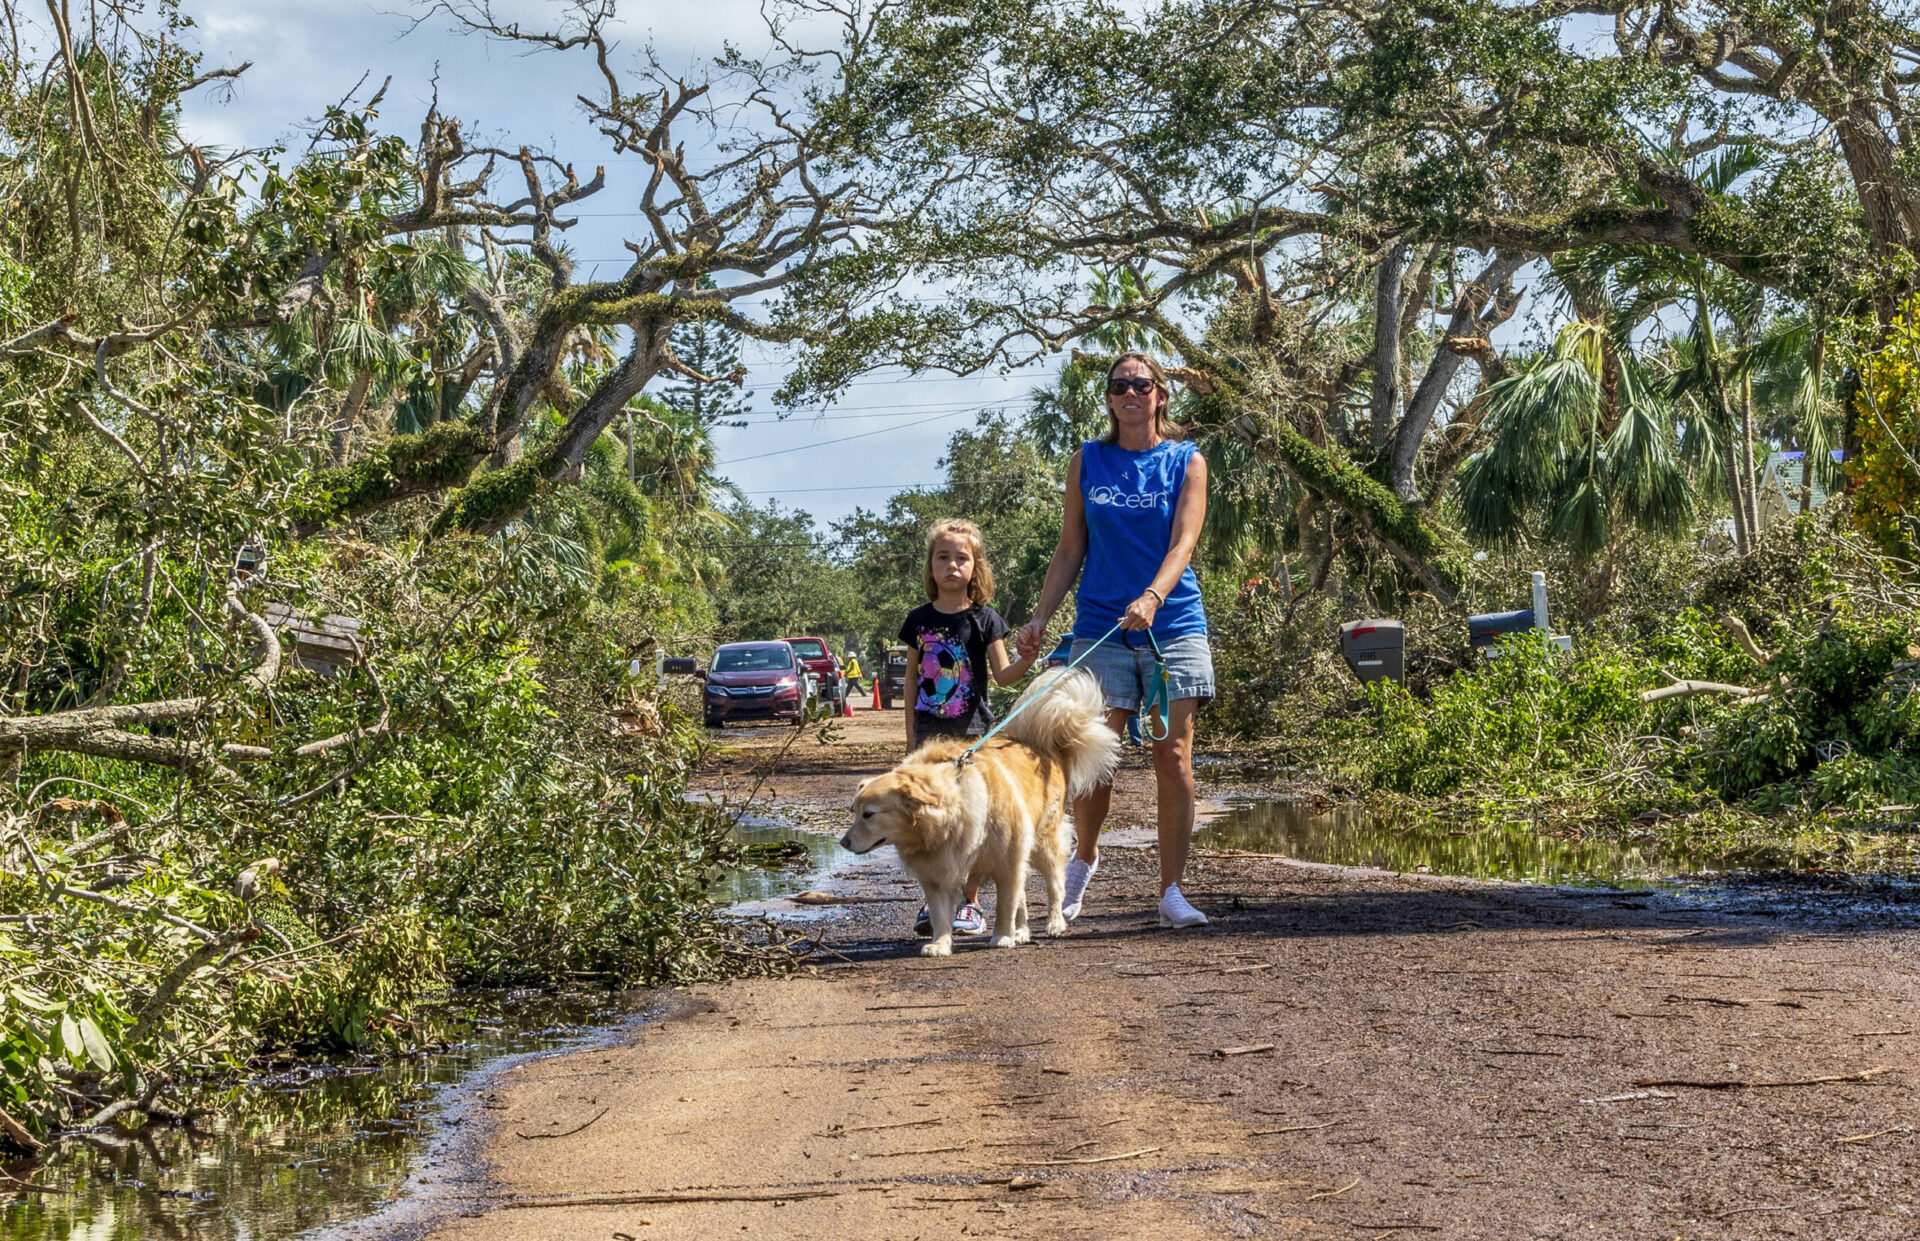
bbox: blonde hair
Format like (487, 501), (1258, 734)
(923, 518), (995, 604)
(1104, 351), (1183, 443)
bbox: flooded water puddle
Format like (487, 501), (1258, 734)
(2, 991), (647, 1241)
(710, 809), (866, 907)
(1201, 799), (1869, 890)
(2, 809), (865, 1240)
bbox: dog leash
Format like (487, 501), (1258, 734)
(1128, 627), (1172, 743)
(955, 616), (1177, 765)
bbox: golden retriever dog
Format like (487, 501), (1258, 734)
(840, 668), (1120, 956)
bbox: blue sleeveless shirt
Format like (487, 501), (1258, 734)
(1073, 439), (1208, 641)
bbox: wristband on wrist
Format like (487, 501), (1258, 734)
(1142, 586), (1164, 605)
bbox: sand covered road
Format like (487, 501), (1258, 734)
(420, 710), (1919, 1240)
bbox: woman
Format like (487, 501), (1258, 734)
(1015, 351), (1212, 929)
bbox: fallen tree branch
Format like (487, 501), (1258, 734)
(515, 1106), (610, 1140)
(1013, 1145), (1164, 1167)
(1720, 614), (1774, 665)
(52, 884), (220, 944)
(497, 1188), (838, 1210)
(1640, 679), (1759, 704)
(0, 1106), (43, 1152)
(1632, 1066), (1891, 1091)
(129, 927), (259, 1045)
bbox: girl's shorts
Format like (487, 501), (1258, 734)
(1067, 632), (1215, 714)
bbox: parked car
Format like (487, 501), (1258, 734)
(780, 635), (842, 709)
(701, 641), (813, 728)
(878, 643), (912, 709)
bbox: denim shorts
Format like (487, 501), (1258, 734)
(1068, 632), (1215, 712)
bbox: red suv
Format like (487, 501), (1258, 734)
(780, 636), (842, 709)
(702, 641), (812, 727)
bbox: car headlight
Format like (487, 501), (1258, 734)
(775, 676), (797, 688)
(706, 684), (729, 697)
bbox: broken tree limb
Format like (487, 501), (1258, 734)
(0, 1106), (43, 1152)
(496, 1188), (838, 1210)
(1014, 1145), (1165, 1167)
(1631, 1066), (1890, 1091)
(1720, 614), (1774, 665)
(1253, 1120), (1343, 1136)
(1640, 679), (1759, 704)
(515, 1106), (610, 1140)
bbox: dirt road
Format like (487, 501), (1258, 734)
(423, 707), (1919, 1239)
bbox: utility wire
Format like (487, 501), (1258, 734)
(717, 407), (982, 466)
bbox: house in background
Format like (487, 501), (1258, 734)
(1757, 449), (1846, 531)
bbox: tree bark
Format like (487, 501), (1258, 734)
(1391, 253), (1523, 500)
(1369, 244), (1408, 453)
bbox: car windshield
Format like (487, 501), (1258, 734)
(714, 646), (793, 672)
(787, 639), (826, 658)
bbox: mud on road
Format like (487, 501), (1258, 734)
(425, 708), (1919, 1240)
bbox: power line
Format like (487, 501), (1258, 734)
(717, 407), (982, 466)
(740, 482), (941, 494)
(722, 400), (1026, 427)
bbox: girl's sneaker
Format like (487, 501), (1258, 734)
(952, 902), (986, 936)
(1061, 852), (1099, 921)
(914, 903), (989, 936)
(1157, 884), (1208, 929)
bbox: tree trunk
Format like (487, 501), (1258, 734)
(333, 371), (372, 465)
(1369, 244), (1408, 453)
(1740, 370), (1761, 538)
(1228, 405), (1463, 605)
(1719, 400), (1751, 556)
(1391, 253), (1523, 500)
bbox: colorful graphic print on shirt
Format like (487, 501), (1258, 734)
(914, 632), (974, 719)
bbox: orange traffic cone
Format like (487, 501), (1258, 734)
(872, 678), (883, 710)
(841, 685), (854, 718)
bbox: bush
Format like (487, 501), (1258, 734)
(0, 534), (747, 1139)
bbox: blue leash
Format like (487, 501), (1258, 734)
(956, 618), (1170, 764)
(1132, 628), (1172, 743)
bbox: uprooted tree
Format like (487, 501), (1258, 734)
(2, 0), (942, 779)
(0, 0), (928, 1141)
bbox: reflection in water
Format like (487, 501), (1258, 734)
(1, 992), (639, 1241)
(711, 815), (863, 905)
(1201, 800), (1720, 889)
(3, 823), (848, 1241)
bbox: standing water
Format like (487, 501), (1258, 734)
(3, 809), (841, 1241)
(1, 991), (649, 1240)
(1204, 800), (1744, 888)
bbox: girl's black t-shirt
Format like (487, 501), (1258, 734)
(897, 602), (1009, 736)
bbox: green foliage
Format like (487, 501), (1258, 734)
(1359, 640), (1650, 798)
(1254, 513), (1919, 842)
(1849, 294), (1920, 558)
(1, 533), (749, 1138)
(709, 500), (865, 644)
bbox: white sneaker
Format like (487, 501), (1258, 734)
(1061, 852), (1099, 921)
(1157, 884), (1208, 929)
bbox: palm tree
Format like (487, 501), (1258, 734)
(1457, 319), (1692, 565)
(1534, 141), (1837, 554)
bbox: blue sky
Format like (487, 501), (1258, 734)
(174, 0), (1057, 534)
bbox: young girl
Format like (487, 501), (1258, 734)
(898, 518), (1037, 936)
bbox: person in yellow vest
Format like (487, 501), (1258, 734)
(842, 649), (865, 696)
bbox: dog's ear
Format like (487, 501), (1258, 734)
(892, 767), (938, 810)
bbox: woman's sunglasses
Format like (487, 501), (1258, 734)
(1106, 377), (1156, 396)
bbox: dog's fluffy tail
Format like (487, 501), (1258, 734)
(999, 667), (1121, 799)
